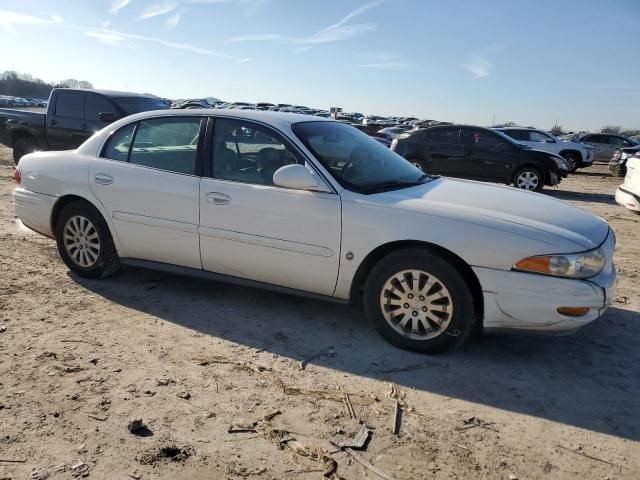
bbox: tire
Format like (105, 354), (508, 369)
(54, 201), (120, 279)
(561, 152), (579, 173)
(363, 248), (477, 353)
(513, 167), (543, 191)
(13, 136), (36, 164)
(407, 157), (428, 173)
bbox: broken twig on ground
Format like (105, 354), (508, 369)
(61, 339), (103, 346)
(331, 423), (371, 450)
(299, 349), (335, 371)
(379, 361), (448, 375)
(344, 393), (356, 419)
(392, 399), (401, 435)
(344, 448), (397, 480)
(556, 444), (619, 467)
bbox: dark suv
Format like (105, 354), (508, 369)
(391, 125), (568, 191)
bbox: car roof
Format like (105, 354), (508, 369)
(113, 108), (333, 132)
(54, 88), (161, 99)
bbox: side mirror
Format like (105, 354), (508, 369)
(273, 164), (323, 191)
(98, 112), (119, 123)
(545, 138), (556, 143)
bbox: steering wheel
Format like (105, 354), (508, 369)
(342, 146), (383, 182)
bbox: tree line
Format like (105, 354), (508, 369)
(0, 71), (93, 99)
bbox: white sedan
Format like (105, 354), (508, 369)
(13, 110), (617, 352)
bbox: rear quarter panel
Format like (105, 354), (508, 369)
(16, 151), (123, 251)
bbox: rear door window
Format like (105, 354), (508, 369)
(129, 117), (202, 175)
(55, 91), (85, 119)
(424, 127), (460, 145)
(463, 128), (510, 151)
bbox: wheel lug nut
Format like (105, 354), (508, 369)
(419, 296), (425, 301)
(403, 303), (409, 309)
(412, 311), (418, 316)
(422, 307), (427, 312)
(408, 294), (414, 299)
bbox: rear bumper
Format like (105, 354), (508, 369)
(616, 186), (640, 212)
(12, 187), (56, 237)
(475, 262), (617, 335)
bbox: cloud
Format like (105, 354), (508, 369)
(224, 33), (285, 43)
(357, 61), (409, 70)
(110, 0), (133, 14)
(0, 10), (47, 34)
(51, 15), (64, 23)
(165, 10), (183, 29)
(292, 45), (312, 54)
(85, 31), (127, 46)
(462, 56), (492, 78)
(139, 0), (178, 19)
(301, 23), (376, 45)
(326, 0), (382, 30)
(298, 1), (381, 45)
(85, 28), (233, 57)
(235, 57), (252, 64)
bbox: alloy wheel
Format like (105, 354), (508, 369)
(379, 269), (454, 340)
(63, 215), (101, 268)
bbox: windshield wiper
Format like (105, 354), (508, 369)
(359, 175), (437, 194)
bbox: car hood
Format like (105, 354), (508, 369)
(370, 177), (609, 250)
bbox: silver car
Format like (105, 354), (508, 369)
(576, 133), (638, 162)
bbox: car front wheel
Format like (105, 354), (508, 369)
(55, 202), (120, 278)
(514, 167), (543, 191)
(561, 152), (579, 173)
(364, 249), (477, 353)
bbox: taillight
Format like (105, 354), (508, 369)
(13, 168), (21, 184)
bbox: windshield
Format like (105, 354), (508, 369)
(115, 97), (170, 114)
(292, 121), (429, 193)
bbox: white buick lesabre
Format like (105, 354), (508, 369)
(12, 110), (617, 352)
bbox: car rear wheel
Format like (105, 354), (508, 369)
(13, 136), (36, 164)
(55, 202), (120, 278)
(561, 152), (579, 173)
(514, 167), (543, 191)
(364, 249), (476, 353)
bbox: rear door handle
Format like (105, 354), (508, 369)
(206, 192), (231, 205)
(94, 173), (113, 185)
(50, 119), (57, 126)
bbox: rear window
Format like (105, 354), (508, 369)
(115, 97), (169, 115)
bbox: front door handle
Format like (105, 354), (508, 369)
(50, 119), (57, 126)
(206, 192), (231, 205)
(94, 173), (113, 185)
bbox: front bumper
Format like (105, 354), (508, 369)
(474, 231), (617, 334)
(616, 186), (640, 212)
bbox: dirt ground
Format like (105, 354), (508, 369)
(0, 145), (638, 480)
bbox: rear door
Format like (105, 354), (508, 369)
(89, 116), (204, 269)
(198, 117), (341, 296)
(422, 127), (463, 176)
(460, 127), (515, 181)
(47, 90), (88, 149)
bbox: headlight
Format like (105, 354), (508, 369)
(514, 246), (606, 279)
(550, 155), (568, 170)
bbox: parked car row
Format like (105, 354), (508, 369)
(0, 95), (47, 108)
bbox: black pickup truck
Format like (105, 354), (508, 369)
(0, 88), (169, 164)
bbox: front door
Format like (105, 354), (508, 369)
(460, 127), (513, 181)
(198, 117), (341, 296)
(89, 116), (203, 269)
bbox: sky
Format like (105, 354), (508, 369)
(1, 0), (639, 130)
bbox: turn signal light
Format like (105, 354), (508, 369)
(13, 168), (21, 184)
(557, 307), (590, 317)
